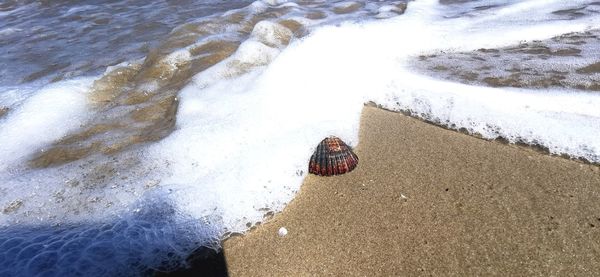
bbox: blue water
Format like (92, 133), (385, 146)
(0, 0), (252, 87)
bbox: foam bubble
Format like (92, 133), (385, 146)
(250, 20), (293, 48)
(0, 78), (93, 172)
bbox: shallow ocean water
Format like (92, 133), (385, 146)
(0, 0), (255, 87)
(0, 0), (599, 275)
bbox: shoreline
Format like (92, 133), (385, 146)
(368, 102), (599, 166)
(220, 105), (600, 275)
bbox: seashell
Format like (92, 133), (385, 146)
(308, 136), (359, 176)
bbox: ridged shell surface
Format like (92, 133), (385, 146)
(308, 136), (358, 176)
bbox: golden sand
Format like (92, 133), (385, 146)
(223, 106), (600, 276)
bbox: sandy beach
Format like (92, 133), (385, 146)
(222, 105), (600, 276)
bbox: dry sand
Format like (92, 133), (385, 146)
(223, 106), (600, 276)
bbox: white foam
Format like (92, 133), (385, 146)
(190, 21), (287, 88)
(374, 73), (600, 161)
(163, 50), (192, 70)
(262, 0), (289, 5)
(250, 20), (293, 48)
(0, 85), (39, 109)
(0, 78), (93, 172)
(0, 27), (21, 37)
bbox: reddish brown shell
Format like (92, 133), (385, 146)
(308, 136), (359, 176)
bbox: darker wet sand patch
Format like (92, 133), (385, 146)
(0, 107), (8, 118)
(577, 62), (600, 74)
(305, 11), (327, 20)
(278, 19), (307, 38)
(2, 200), (23, 214)
(332, 2), (364, 14)
(415, 30), (600, 92)
(552, 7), (588, 19)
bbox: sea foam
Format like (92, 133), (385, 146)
(0, 78), (93, 172)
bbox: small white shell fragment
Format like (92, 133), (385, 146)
(400, 194), (408, 202)
(278, 227), (288, 237)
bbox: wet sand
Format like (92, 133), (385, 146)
(223, 105), (600, 276)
